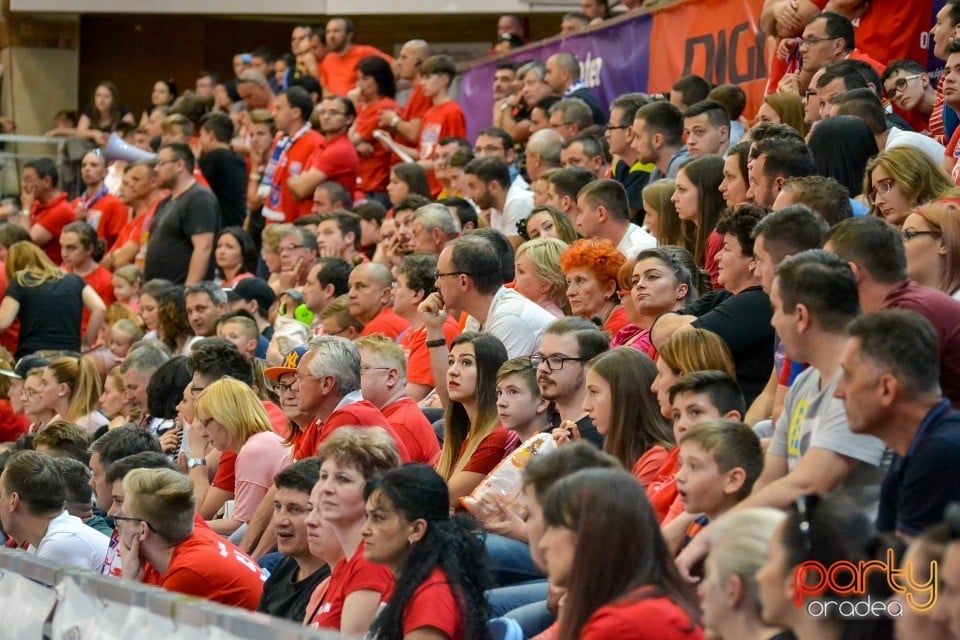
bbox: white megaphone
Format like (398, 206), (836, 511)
(104, 132), (157, 164)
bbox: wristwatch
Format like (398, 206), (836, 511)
(187, 458), (206, 469)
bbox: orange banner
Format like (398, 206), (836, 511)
(649, 0), (767, 118)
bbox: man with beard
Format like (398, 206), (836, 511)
(319, 18), (391, 97)
(143, 143), (218, 285)
(534, 317), (608, 449)
(463, 157), (532, 248)
(287, 95), (359, 203)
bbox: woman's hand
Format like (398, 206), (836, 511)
(551, 421), (581, 447)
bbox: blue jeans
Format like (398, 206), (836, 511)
(485, 533), (544, 586)
(507, 599), (554, 638)
(486, 580), (548, 618)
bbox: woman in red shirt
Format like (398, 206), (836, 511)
(435, 332), (511, 509)
(304, 427), (401, 636)
(539, 468), (704, 640)
(361, 464), (491, 640)
(559, 239), (628, 337)
(352, 56), (401, 207)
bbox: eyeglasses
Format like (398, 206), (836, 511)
(318, 110), (347, 117)
(887, 74), (921, 96)
(154, 158), (176, 167)
(113, 515), (144, 526)
(530, 353), (586, 372)
(360, 365), (391, 373)
(799, 35), (841, 48)
(22, 388), (39, 398)
(435, 271), (472, 279)
(901, 229), (940, 242)
(279, 244), (306, 253)
(606, 125), (631, 131)
(868, 178), (896, 204)
(274, 381), (295, 395)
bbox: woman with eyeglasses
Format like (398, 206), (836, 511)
(436, 332), (512, 509)
(192, 377), (290, 536)
(755, 494), (897, 640)
(903, 202), (960, 300)
(864, 146), (960, 228)
(361, 464), (492, 640)
(539, 468), (703, 640)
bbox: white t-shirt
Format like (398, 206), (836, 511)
(885, 127), (946, 165)
(617, 223), (657, 259)
(490, 176), (534, 238)
(35, 511), (110, 571)
(465, 286), (556, 358)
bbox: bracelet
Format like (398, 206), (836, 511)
(390, 116), (401, 128)
(425, 338), (446, 348)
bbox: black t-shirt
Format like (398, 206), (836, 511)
(690, 285), (774, 406)
(544, 411), (604, 450)
(877, 403), (960, 537)
(199, 148), (248, 228)
(257, 556), (330, 622)
(81, 104), (132, 132)
(568, 87), (608, 126)
(143, 183), (219, 284)
(6, 273), (85, 358)
(612, 160), (652, 218)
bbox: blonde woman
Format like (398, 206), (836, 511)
(864, 145), (960, 227)
(192, 377), (290, 535)
(99, 367), (131, 429)
(514, 237), (570, 317)
(700, 508), (787, 640)
(904, 202), (960, 299)
(0, 241), (106, 358)
(37, 356), (108, 435)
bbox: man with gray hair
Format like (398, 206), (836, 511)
(378, 39), (431, 145)
(235, 68), (275, 111)
(548, 98), (593, 140)
(409, 203), (460, 255)
(292, 335), (410, 462)
(525, 128), (563, 181)
(274, 225), (318, 292)
(544, 52), (607, 125)
(119, 344), (170, 432)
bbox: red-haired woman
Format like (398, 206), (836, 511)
(559, 238), (627, 336)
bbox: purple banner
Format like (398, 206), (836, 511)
(459, 13), (653, 141)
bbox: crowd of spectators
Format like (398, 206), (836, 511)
(2, 3), (960, 640)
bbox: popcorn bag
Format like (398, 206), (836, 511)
(459, 433), (556, 520)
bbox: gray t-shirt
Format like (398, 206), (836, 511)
(771, 367), (888, 519)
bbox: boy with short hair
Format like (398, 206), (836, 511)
(647, 370), (746, 525)
(217, 314), (260, 359)
(495, 357), (549, 443)
(675, 419), (763, 546)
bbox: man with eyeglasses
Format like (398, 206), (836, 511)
(273, 226), (318, 293)
(777, 12), (885, 97)
(881, 60), (937, 135)
(259, 86), (323, 225)
(355, 334), (440, 464)
(534, 317), (608, 450)
(117, 468), (265, 609)
(142, 142), (219, 285)
(0, 451), (109, 571)
(547, 97), (593, 141)
(287, 96), (359, 205)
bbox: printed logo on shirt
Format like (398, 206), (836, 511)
(787, 400), (809, 458)
(420, 123), (442, 159)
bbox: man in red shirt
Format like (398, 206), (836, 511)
(319, 18), (392, 97)
(118, 468), (265, 610)
(287, 95), (359, 203)
(103, 160), (166, 271)
(73, 150), (128, 250)
(348, 262), (409, 339)
(378, 39), (431, 145)
(261, 86), (324, 224)
(393, 55), (467, 196)
(20, 158), (75, 266)
(293, 335), (410, 461)
(355, 334), (441, 464)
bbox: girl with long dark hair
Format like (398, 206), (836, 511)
(672, 156), (726, 288)
(436, 332), (511, 508)
(362, 464), (492, 640)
